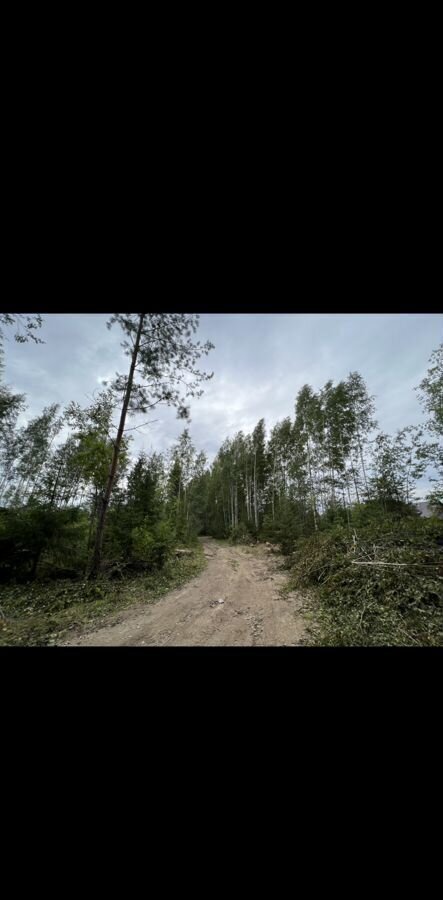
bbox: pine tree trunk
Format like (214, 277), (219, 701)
(89, 313), (146, 577)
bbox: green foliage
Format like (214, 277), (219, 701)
(127, 451), (165, 525)
(287, 514), (443, 645)
(416, 343), (443, 437)
(0, 543), (207, 646)
(0, 383), (25, 434)
(108, 314), (214, 416)
(229, 522), (255, 544)
(165, 431), (208, 543)
(0, 506), (88, 581)
(131, 520), (175, 570)
(261, 502), (307, 554)
(349, 498), (418, 528)
(71, 431), (114, 489)
(415, 342), (443, 511)
(0, 314), (43, 346)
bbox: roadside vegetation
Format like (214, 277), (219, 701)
(285, 513), (443, 646)
(0, 543), (205, 646)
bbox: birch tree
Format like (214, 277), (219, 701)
(416, 343), (443, 511)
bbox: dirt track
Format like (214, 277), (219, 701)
(63, 538), (312, 646)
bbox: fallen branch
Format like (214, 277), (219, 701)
(351, 561), (442, 569)
(359, 603), (367, 629)
(397, 626), (421, 645)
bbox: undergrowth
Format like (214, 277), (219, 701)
(0, 544), (206, 646)
(286, 516), (443, 646)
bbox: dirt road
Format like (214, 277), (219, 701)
(64, 538), (312, 646)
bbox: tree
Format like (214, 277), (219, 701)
(6, 404), (63, 505)
(294, 386), (321, 530)
(0, 369), (25, 438)
(416, 343), (443, 511)
(186, 451), (209, 537)
(367, 430), (425, 512)
(265, 418), (293, 522)
(39, 435), (82, 508)
(105, 450), (167, 564)
(417, 344), (443, 436)
(127, 451), (166, 528)
(166, 431), (209, 542)
(345, 371), (377, 499)
(64, 390), (130, 548)
(0, 316), (43, 505)
(0, 350), (26, 500)
(392, 426), (427, 506)
(89, 314), (214, 576)
(251, 418), (267, 529)
(0, 314), (43, 347)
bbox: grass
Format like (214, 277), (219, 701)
(0, 544), (206, 647)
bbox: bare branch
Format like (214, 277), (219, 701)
(123, 419), (160, 433)
(351, 560), (442, 569)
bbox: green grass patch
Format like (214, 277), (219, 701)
(0, 544), (206, 646)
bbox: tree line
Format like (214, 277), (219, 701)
(203, 348), (442, 548)
(0, 312), (441, 585)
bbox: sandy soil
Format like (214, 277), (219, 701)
(63, 538), (312, 646)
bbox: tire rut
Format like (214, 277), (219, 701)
(65, 538), (312, 646)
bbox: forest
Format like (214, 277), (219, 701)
(0, 313), (442, 646)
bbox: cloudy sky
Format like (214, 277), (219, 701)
(3, 313), (442, 496)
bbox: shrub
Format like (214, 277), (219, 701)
(229, 522), (254, 544)
(0, 506), (88, 581)
(130, 519), (175, 570)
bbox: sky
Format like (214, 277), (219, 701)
(3, 313), (442, 497)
